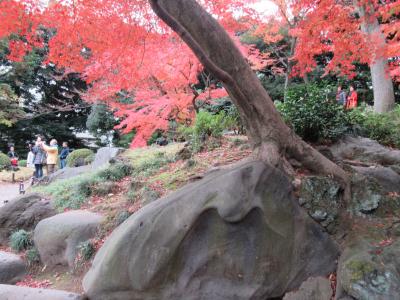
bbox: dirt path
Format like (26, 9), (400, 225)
(0, 181), (30, 206)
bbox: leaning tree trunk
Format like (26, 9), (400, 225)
(149, 0), (349, 188)
(355, 0), (395, 113)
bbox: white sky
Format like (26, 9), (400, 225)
(251, 0), (278, 15)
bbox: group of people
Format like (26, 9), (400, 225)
(336, 84), (358, 109)
(8, 137), (70, 180)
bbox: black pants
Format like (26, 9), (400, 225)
(35, 164), (43, 178)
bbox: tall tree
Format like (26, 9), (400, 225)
(0, 0), (349, 188)
(290, 0), (398, 112)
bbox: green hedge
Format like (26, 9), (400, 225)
(18, 160), (27, 167)
(67, 149), (94, 167)
(0, 153), (11, 170)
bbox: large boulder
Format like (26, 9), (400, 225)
(330, 136), (400, 166)
(336, 238), (400, 300)
(34, 210), (103, 269)
(83, 161), (339, 300)
(0, 193), (56, 245)
(0, 284), (84, 300)
(91, 147), (121, 169)
(0, 251), (26, 284)
(283, 277), (332, 300)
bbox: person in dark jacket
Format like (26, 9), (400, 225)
(7, 146), (19, 167)
(59, 142), (70, 169)
(336, 85), (347, 107)
(32, 138), (46, 179)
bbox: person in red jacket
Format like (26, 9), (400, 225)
(346, 85), (358, 110)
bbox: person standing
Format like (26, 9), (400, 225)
(41, 139), (59, 175)
(7, 146), (19, 167)
(336, 85), (347, 107)
(27, 144), (35, 169)
(32, 139), (46, 179)
(346, 85), (358, 110)
(59, 142), (70, 169)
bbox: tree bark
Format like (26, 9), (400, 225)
(355, 0), (395, 113)
(149, 0), (349, 189)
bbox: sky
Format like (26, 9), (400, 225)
(251, 0), (278, 15)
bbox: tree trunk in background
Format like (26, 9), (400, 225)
(149, 0), (350, 189)
(283, 37), (297, 101)
(356, 0), (395, 113)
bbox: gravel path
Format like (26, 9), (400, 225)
(0, 181), (30, 207)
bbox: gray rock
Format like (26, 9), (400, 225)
(350, 174), (383, 215)
(91, 147), (121, 170)
(299, 177), (341, 232)
(330, 136), (400, 166)
(34, 210), (103, 269)
(336, 238), (400, 300)
(83, 161), (339, 300)
(283, 277), (332, 300)
(352, 166), (400, 193)
(0, 251), (26, 284)
(0, 193), (56, 245)
(311, 210), (328, 222)
(0, 284), (84, 300)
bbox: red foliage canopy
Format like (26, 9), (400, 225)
(0, 0), (264, 147)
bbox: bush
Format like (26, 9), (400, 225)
(133, 152), (174, 176)
(347, 105), (400, 147)
(0, 153), (11, 170)
(18, 160), (27, 167)
(77, 240), (95, 261)
(97, 162), (133, 181)
(179, 111), (227, 152)
(67, 149), (94, 167)
(9, 230), (32, 252)
(26, 247), (40, 265)
(276, 83), (348, 143)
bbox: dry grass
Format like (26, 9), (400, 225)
(0, 167), (34, 182)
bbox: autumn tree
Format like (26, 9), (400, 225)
(0, 0), (350, 188)
(290, 0), (398, 113)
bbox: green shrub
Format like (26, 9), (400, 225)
(77, 240), (95, 261)
(133, 152), (174, 176)
(18, 160), (27, 167)
(97, 162), (133, 181)
(179, 111), (227, 152)
(276, 83), (348, 142)
(0, 153), (11, 170)
(9, 230), (32, 252)
(347, 105), (400, 147)
(67, 149), (94, 167)
(26, 247), (40, 265)
(84, 153), (95, 165)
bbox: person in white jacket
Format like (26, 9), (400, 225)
(27, 144), (35, 169)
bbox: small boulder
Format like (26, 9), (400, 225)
(330, 136), (400, 166)
(0, 284), (84, 300)
(0, 193), (56, 245)
(34, 210), (103, 269)
(352, 166), (400, 193)
(336, 238), (400, 300)
(283, 277), (332, 300)
(0, 251), (26, 284)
